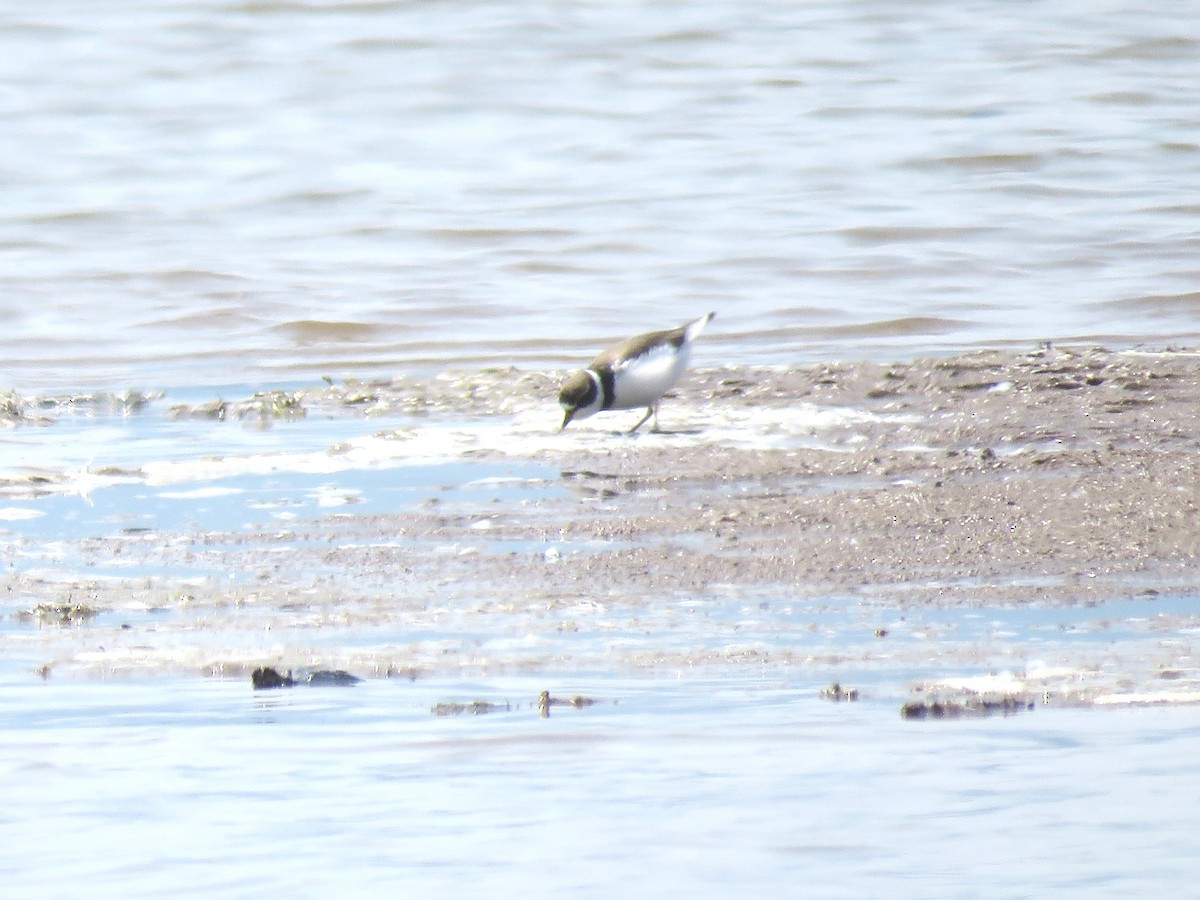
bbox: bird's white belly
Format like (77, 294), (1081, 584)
(611, 345), (689, 409)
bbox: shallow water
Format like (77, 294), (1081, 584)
(3, 674), (1199, 898)
(2, 404), (1200, 895)
(2, 1), (1199, 390)
(1, 372), (1199, 895)
(4, 3), (1200, 894)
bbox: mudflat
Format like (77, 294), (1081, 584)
(6, 345), (1200, 702)
(537, 343), (1200, 605)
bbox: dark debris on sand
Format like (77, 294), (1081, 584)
(901, 696), (1035, 720)
(431, 700), (512, 717)
(251, 666), (362, 689)
(820, 682), (860, 702)
(18, 602), (101, 626)
(538, 690), (598, 717)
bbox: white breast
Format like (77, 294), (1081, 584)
(610, 344), (690, 409)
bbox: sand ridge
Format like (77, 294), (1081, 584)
(3, 345), (1199, 700)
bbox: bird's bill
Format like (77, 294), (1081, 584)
(561, 407), (576, 430)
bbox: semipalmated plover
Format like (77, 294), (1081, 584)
(558, 312), (715, 433)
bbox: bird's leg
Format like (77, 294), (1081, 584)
(627, 407), (654, 434)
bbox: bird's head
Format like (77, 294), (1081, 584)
(558, 370), (599, 430)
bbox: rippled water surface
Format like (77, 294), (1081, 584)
(4, 4), (1200, 896)
(4, 675), (1200, 898)
(2, 0), (1198, 389)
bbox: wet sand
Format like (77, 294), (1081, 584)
(5, 345), (1200, 703)
(538, 344), (1200, 605)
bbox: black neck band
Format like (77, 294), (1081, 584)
(598, 368), (615, 410)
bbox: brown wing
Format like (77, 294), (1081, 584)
(590, 323), (688, 369)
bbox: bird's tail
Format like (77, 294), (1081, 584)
(685, 311), (716, 342)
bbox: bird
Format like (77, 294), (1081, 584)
(558, 312), (715, 433)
